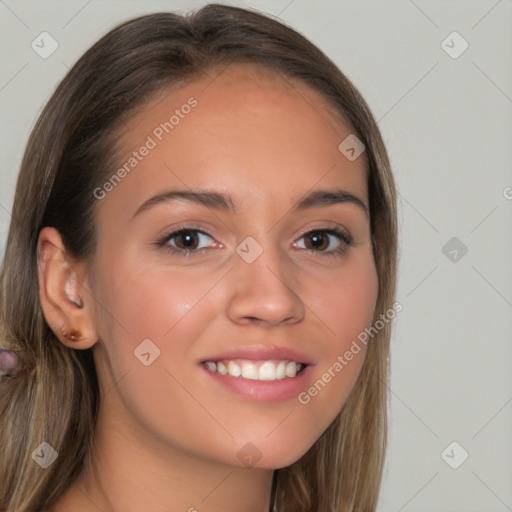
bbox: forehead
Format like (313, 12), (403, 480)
(105, 63), (368, 213)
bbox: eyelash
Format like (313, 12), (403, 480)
(155, 224), (352, 259)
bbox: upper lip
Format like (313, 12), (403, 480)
(200, 346), (315, 366)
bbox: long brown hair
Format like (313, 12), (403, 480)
(0, 5), (397, 511)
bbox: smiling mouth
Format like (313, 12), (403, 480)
(202, 359), (306, 380)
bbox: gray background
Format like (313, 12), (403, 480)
(1, 1), (511, 511)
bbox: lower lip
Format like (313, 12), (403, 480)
(201, 364), (312, 403)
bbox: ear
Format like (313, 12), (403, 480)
(37, 227), (98, 349)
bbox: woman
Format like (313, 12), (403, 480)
(0, 4), (398, 511)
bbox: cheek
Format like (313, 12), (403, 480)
(291, 256), (378, 427)
(308, 254), (379, 349)
(90, 257), (222, 403)
(88, 261), (230, 450)
(93, 255), (209, 341)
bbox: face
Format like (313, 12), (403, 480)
(85, 64), (378, 469)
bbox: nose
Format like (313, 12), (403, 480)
(225, 240), (305, 327)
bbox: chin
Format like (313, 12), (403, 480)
(227, 438), (316, 471)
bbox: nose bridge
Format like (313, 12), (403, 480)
(226, 230), (304, 325)
(239, 234), (287, 287)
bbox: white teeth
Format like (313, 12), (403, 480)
(276, 361), (286, 379)
(205, 361), (217, 372)
(259, 361), (276, 380)
(241, 362), (259, 380)
(285, 361), (297, 378)
(204, 359), (304, 380)
(227, 361), (241, 377)
(217, 361), (227, 375)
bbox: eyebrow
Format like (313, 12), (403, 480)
(132, 187), (369, 219)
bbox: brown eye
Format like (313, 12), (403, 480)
(295, 228), (352, 257)
(173, 230), (200, 250)
(304, 231), (330, 251)
(159, 228), (216, 255)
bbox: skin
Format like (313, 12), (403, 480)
(39, 64), (378, 512)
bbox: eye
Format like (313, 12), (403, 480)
(295, 228), (352, 257)
(155, 225), (352, 258)
(157, 227), (218, 256)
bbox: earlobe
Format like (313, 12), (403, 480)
(37, 227), (97, 349)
